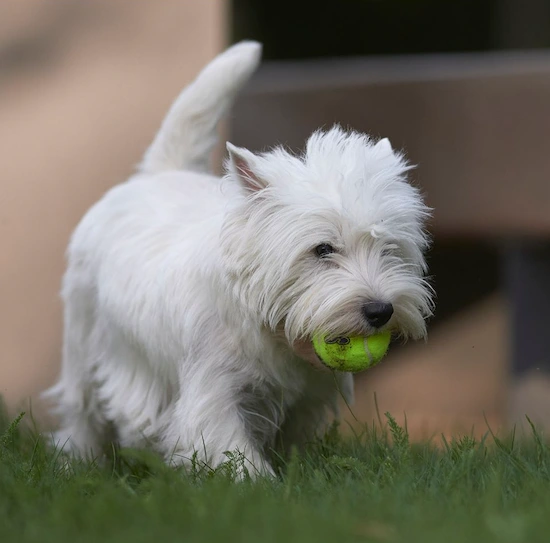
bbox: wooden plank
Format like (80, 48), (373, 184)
(230, 52), (550, 238)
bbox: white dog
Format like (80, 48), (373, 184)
(45, 41), (433, 477)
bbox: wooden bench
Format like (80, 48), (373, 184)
(231, 51), (550, 237)
(230, 51), (550, 376)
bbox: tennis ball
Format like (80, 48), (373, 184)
(312, 332), (391, 372)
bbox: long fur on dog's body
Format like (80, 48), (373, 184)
(45, 41), (433, 476)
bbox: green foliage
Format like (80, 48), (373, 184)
(2, 406), (550, 542)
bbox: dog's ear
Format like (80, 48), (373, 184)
(373, 137), (393, 156)
(226, 142), (267, 192)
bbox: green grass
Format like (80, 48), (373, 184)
(2, 407), (550, 543)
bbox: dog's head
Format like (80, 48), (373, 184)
(221, 126), (434, 349)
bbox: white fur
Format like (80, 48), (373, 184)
(44, 41), (433, 477)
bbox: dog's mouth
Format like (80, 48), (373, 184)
(279, 317), (401, 371)
(291, 338), (331, 371)
(315, 332), (393, 370)
(313, 349), (341, 372)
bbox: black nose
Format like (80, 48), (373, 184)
(362, 302), (394, 328)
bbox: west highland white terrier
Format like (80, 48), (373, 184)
(45, 41), (433, 477)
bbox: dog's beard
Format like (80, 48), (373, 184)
(223, 235), (433, 351)
(286, 268), (430, 341)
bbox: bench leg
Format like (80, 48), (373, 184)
(504, 242), (550, 432)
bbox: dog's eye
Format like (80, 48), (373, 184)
(315, 244), (335, 258)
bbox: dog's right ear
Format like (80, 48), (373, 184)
(226, 142), (267, 192)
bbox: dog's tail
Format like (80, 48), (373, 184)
(139, 41), (261, 175)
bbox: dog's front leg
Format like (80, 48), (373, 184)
(277, 372), (355, 455)
(162, 364), (275, 479)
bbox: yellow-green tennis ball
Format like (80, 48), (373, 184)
(312, 332), (391, 372)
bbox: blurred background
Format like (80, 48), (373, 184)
(2, 0), (550, 440)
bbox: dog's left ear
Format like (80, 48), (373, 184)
(226, 142), (267, 192)
(374, 138), (393, 156)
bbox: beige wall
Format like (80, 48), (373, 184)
(0, 0), (227, 412)
(0, 2), (517, 437)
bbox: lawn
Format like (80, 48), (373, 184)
(2, 406), (550, 543)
